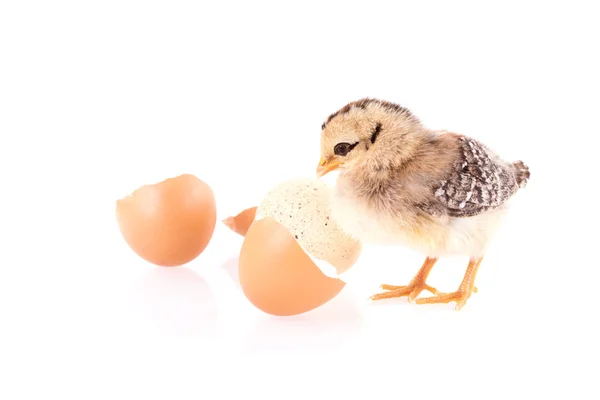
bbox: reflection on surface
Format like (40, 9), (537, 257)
(241, 287), (364, 354)
(129, 267), (218, 337)
(221, 256), (240, 287)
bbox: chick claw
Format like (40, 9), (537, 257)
(370, 282), (439, 302)
(415, 289), (474, 311)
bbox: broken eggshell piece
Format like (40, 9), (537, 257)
(237, 177), (362, 316)
(115, 174), (217, 267)
(222, 206), (257, 237)
(238, 216), (347, 316)
(255, 177), (362, 278)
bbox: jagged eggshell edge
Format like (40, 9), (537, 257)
(255, 177), (362, 280)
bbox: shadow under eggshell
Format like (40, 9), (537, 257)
(239, 217), (346, 317)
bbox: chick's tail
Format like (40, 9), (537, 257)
(512, 160), (530, 189)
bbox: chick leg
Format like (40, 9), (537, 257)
(370, 257), (439, 302)
(415, 257), (483, 311)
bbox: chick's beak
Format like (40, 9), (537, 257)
(316, 157), (343, 178)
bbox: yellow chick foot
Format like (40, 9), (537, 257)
(415, 257), (483, 311)
(369, 257), (439, 302)
(415, 289), (474, 311)
(370, 282), (438, 302)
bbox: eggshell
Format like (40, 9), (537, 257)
(237, 177), (362, 316)
(239, 217), (347, 316)
(256, 177), (362, 276)
(116, 174), (217, 267)
(222, 206), (257, 237)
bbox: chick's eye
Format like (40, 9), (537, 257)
(334, 142), (352, 156)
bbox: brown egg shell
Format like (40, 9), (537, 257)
(238, 216), (346, 316)
(222, 206), (257, 237)
(255, 177), (362, 276)
(116, 174), (217, 267)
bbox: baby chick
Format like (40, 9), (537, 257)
(317, 98), (530, 310)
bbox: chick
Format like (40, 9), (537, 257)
(316, 98), (530, 310)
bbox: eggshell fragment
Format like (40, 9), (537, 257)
(256, 177), (362, 276)
(237, 177), (362, 316)
(116, 174), (217, 267)
(239, 217), (346, 316)
(222, 206), (257, 237)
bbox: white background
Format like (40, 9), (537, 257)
(1, 1), (599, 399)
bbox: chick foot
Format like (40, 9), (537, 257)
(370, 282), (438, 302)
(415, 289), (474, 311)
(415, 256), (483, 311)
(369, 257), (439, 302)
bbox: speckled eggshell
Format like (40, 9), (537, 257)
(256, 177), (362, 275)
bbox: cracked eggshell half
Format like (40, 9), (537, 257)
(255, 177), (362, 277)
(116, 174), (217, 267)
(238, 177), (362, 316)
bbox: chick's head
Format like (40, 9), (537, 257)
(317, 98), (423, 177)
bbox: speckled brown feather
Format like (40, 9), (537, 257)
(420, 135), (526, 218)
